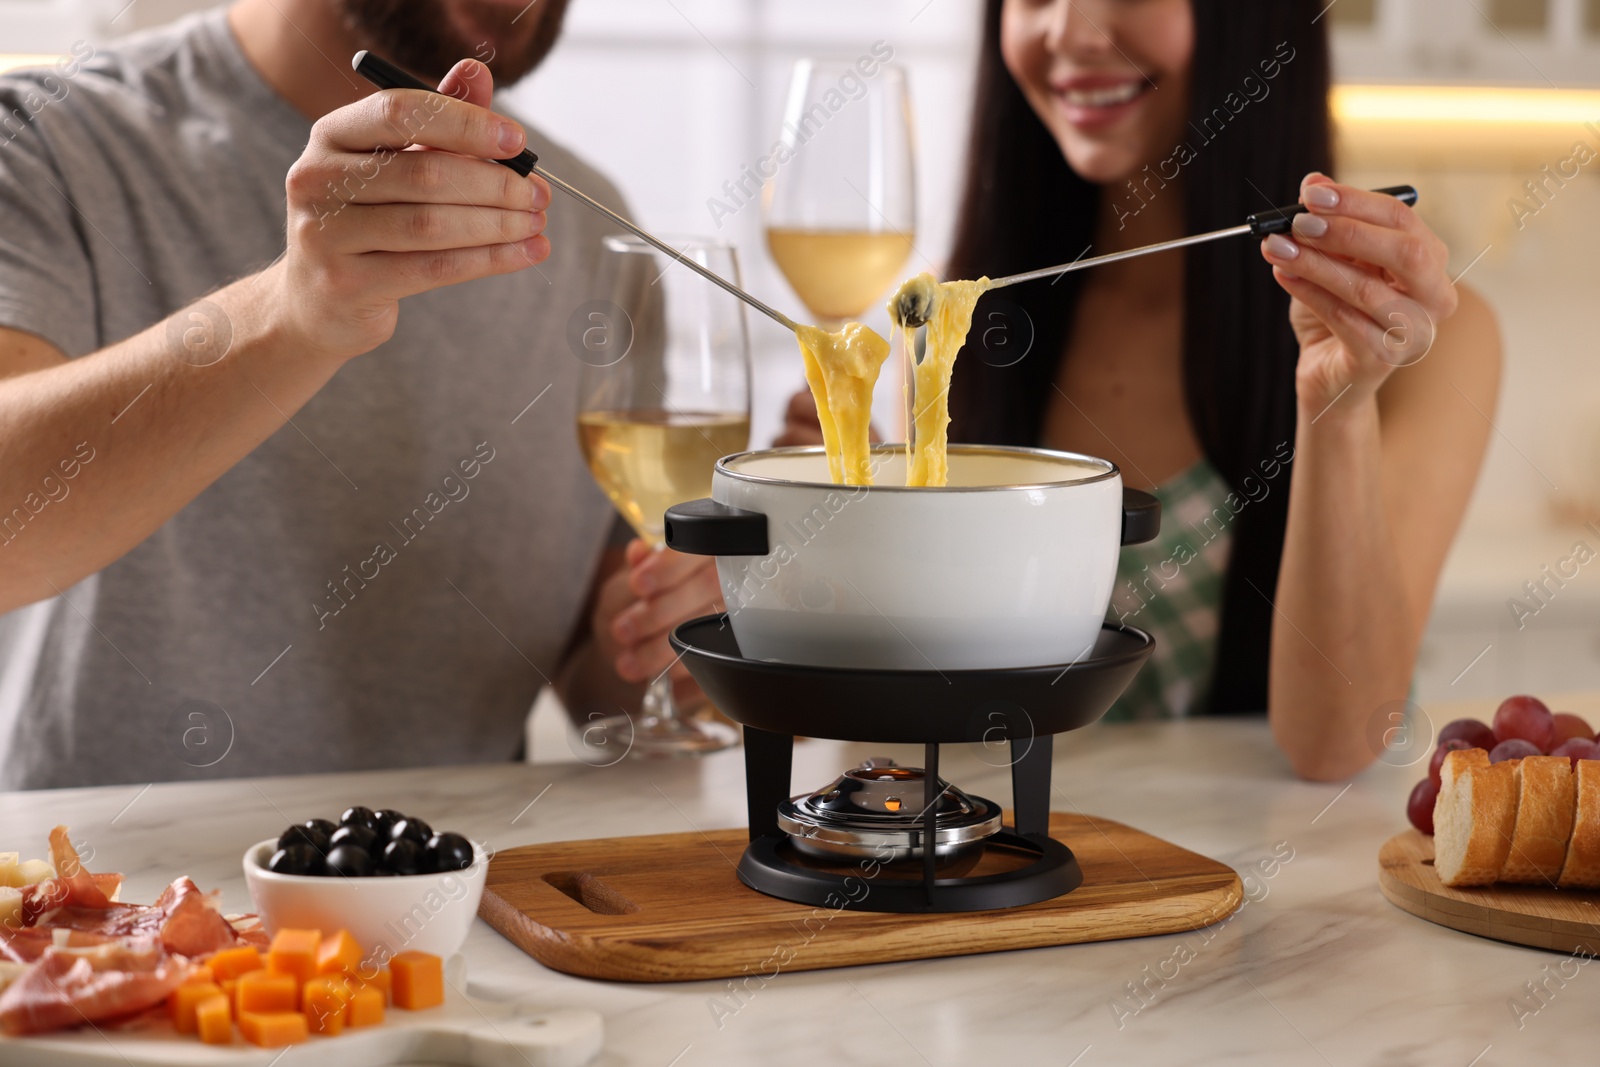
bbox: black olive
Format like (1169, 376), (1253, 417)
(389, 816), (432, 847)
(329, 824), (379, 854)
(381, 838), (427, 876)
(427, 832), (474, 873)
(373, 808), (405, 838)
(268, 844), (324, 876)
(277, 825), (330, 853)
(303, 818), (337, 837)
(325, 844), (374, 878)
(340, 805), (378, 830)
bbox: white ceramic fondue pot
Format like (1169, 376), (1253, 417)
(664, 444), (1159, 671)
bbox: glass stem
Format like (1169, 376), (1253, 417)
(642, 671), (679, 724)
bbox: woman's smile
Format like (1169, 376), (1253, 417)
(1050, 72), (1156, 132)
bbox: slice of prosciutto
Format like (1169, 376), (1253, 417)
(29, 879), (239, 959)
(18, 827), (123, 926)
(0, 940), (187, 1036)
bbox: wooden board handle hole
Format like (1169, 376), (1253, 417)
(542, 871), (641, 915)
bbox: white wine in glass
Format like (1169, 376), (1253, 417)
(764, 59), (917, 327)
(575, 235), (751, 759)
(578, 410), (751, 544)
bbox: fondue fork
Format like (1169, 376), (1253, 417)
(352, 51), (802, 334)
(892, 185), (1419, 329)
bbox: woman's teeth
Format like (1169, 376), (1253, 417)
(1063, 82), (1144, 107)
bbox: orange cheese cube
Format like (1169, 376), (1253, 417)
(167, 982), (223, 1033)
(344, 984), (385, 1028)
(195, 994), (232, 1045)
(238, 1011), (309, 1048)
(390, 951), (444, 1010)
(301, 976), (348, 1036)
(221, 979), (238, 1018)
(266, 928), (321, 986)
(207, 945), (265, 981)
(237, 970), (297, 1014)
(181, 963), (215, 985)
(317, 929), (363, 976)
(356, 966), (392, 1005)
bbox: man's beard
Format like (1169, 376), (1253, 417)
(338, 0), (572, 86)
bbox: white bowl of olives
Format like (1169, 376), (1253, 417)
(242, 806), (488, 960)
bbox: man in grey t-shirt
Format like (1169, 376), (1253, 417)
(0, 0), (724, 788)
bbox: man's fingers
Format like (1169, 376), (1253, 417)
(628, 548), (715, 600)
(362, 237), (550, 298)
(612, 569), (721, 648)
(329, 203), (545, 253)
(437, 58), (494, 109)
(324, 151), (547, 211)
(314, 87), (525, 160)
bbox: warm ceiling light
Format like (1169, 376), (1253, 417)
(0, 55), (63, 76)
(1332, 85), (1600, 128)
(1331, 84), (1600, 168)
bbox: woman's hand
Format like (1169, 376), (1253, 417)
(591, 539), (723, 706)
(772, 387), (882, 446)
(774, 388), (825, 446)
(1260, 173), (1459, 418)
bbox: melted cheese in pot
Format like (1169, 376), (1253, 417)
(794, 322), (891, 486)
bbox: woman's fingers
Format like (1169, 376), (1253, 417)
(774, 387), (825, 447)
(1272, 265), (1386, 359)
(1262, 232), (1400, 321)
(612, 563), (721, 649)
(1289, 212), (1452, 312)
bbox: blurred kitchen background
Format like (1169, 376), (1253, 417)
(5, 0), (1599, 706)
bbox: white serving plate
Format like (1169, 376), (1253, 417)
(1, 976), (602, 1067)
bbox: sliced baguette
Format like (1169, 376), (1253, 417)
(1432, 747), (1489, 885)
(1435, 755), (1518, 887)
(1557, 759), (1600, 889)
(1501, 755), (1576, 884)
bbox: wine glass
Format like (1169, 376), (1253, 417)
(764, 58), (917, 328)
(574, 235), (751, 758)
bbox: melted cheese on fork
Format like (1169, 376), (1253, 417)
(795, 274), (989, 488)
(794, 322), (891, 486)
(897, 274), (991, 487)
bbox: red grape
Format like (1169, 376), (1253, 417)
(1428, 739), (1473, 788)
(1489, 738), (1542, 763)
(1407, 778), (1439, 835)
(1549, 737), (1600, 769)
(1493, 695), (1555, 751)
(1437, 717), (1496, 750)
(1551, 713), (1594, 745)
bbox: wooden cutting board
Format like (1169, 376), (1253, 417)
(479, 813), (1243, 982)
(1379, 828), (1600, 952)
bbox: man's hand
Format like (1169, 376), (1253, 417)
(278, 59), (549, 362)
(592, 540), (723, 705)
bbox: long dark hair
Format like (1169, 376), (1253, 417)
(946, 0), (1333, 714)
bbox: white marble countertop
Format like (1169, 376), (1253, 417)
(4, 715), (1596, 1066)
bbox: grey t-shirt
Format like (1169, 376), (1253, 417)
(0, 10), (620, 788)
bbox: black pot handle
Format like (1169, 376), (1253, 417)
(664, 499), (769, 556)
(1122, 488), (1160, 546)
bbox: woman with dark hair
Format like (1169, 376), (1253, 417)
(779, 0), (1501, 780)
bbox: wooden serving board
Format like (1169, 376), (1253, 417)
(2, 982), (602, 1067)
(479, 813), (1243, 981)
(1379, 829), (1600, 952)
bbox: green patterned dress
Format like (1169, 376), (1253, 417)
(1103, 459), (1235, 720)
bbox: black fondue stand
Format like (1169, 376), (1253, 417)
(665, 488), (1160, 914)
